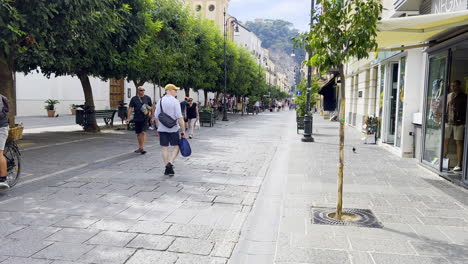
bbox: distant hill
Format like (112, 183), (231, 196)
(244, 19), (306, 66)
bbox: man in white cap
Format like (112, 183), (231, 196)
(154, 84), (186, 176)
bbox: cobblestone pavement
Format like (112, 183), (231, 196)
(273, 112), (468, 264)
(0, 112), (283, 264)
(1, 111), (467, 264)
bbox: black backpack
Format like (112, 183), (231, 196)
(0, 95), (10, 120)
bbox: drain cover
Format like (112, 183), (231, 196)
(311, 207), (383, 228)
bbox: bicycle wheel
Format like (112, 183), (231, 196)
(4, 143), (21, 187)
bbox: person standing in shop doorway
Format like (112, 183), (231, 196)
(126, 86), (155, 155)
(444, 80), (467, 172)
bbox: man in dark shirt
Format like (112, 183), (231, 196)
(180, 97), (189, 129)
(126, 86), (155, 155)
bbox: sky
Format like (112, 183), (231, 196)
(228, 0), (311, 32)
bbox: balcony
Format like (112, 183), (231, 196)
(393, 0), (422, 16)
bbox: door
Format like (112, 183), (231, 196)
(110, 79), (125, 108)
(423, 53), (449, 169)
(385, 63), (399, 144)
(396, 57), (406, 148)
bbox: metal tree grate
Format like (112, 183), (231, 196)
(311, 207), (383, 228)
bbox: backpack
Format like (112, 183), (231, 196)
(0, 95), (10, 120)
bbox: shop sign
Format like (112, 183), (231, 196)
(431, 0), (467, 14)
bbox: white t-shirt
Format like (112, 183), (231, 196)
(155, 95), (183, 133)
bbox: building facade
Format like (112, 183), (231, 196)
(345, 0), (468, 186)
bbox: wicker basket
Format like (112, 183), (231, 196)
(8, 125), (24, 141)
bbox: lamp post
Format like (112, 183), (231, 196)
(302, 0), (315, 142)
(223, 9), (238, 121)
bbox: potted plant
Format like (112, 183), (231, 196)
(44, 99), (59, 117)
(70, 104), (78, 115)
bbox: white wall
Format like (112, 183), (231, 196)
(16, 71), (109, 116)
(400, 49), (424, 157)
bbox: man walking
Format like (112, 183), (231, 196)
(0, 94), (10, 189)
(155, 84), (186, 176)
(180, 97), (189, 130)
(126, 86), (154, 155)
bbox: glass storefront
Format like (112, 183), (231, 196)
(378, 65), (385, 138)
(385, 63), (399, 144)
(396, 57), (406, 148)
(423, 54), (447, 169)
(422, 40), (468, 185)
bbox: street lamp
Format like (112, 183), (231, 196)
(302, 0), (315, 142)
(223, 9), (238, 122)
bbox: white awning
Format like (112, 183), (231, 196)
(377, 10), (468, 50)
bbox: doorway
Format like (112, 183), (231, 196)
(385, 63), (399, 144)
(110, 79), (125, 108)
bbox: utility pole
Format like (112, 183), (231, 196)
(302, 0), (315, 142)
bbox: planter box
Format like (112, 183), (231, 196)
(47, 110), (55, 117)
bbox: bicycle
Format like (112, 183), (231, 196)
(3, 140), (21, 187)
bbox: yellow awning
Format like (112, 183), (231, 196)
(377, 10), (468, 50)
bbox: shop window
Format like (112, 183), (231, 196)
(396, 57), (406, 148)
(423, 54), (447, 168)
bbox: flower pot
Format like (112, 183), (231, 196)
(71, 109), (77, 115)
(47, 110), (56, 117)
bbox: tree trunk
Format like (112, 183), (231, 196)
(184, 88), (190, 98)
(0, 52), (16, 127)
(78, 73), (100, 132)
(336, 64), (346, 220)
(204, 90), (208, 106)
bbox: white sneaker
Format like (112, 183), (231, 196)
(0, 181), (10, 189)
(453, 166), (462, 172)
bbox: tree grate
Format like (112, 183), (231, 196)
(311, 207), (383, 228)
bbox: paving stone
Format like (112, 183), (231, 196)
(0, 239), (52, 258)
(128, 220), (172, 235)
(0, 223), (25, 237)
(164, 209), (199, 224)
(86, 230), (136, 247)
(166, 224), (213, 239)
(175, 254), (227, 264)
(7, 226), (60, 241)
(349, 238), (416, 254)
(410, 241), (468, 257)
(418, 216), (467, 227)
(45, 228), (99, 244)
(275, 247), (350, 263)
(211, 241), (236, 258)
(78, 245), (135, 264)
(126, 234), (175, 250)
(90, 219), (138, 231)
(53, 216), (99, 229)
(0, 257), (52, 264)
(168, 238), (215, 256)
(208, 229), (240, 242)
(125, 249), (178, 264)
(348, 251), (374, 264)
(33, 242), (94, 261)
(12, 213), (67, 227)
(438, 226), (468, 245)
(214, 196), (243, 205)
(371, 253), (450, 264)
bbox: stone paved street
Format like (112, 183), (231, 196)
(0, 111), (467, 264)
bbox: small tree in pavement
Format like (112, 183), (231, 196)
(299, 0), (381, 220)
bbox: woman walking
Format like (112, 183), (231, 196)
(187, 98), (199, 139)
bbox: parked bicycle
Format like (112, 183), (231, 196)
(4, 139), (21, 187)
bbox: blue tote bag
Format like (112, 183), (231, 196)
(179, 138), (192, 157)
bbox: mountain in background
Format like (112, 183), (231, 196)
(244, 19), (306, 86)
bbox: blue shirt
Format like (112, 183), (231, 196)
(155, 95), (183, 133)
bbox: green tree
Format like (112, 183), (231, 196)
(0, 0), (62, 125)
(17, 0), (148, 132)
(299, 0), (382, 219)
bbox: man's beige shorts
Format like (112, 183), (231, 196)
(445, 124), (465, 141)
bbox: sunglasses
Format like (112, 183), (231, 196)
(138, 89), (145, 92)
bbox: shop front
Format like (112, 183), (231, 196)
(422, 36), (468, 186)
